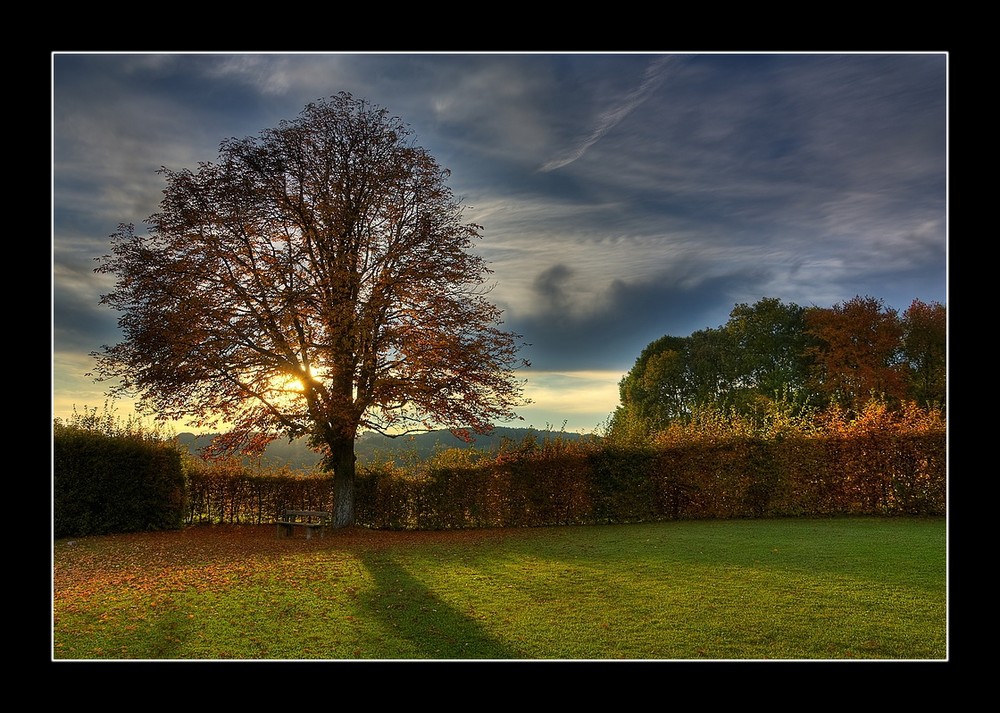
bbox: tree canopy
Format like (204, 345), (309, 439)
(609, 296), (945, 440)
(93, 93), (528, 526)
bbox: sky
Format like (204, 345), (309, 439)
(52, 52), (948, 436)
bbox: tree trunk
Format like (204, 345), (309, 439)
(330, 439), (357, 528)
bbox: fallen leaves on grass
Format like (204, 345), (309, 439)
(54, 524), (528, 609)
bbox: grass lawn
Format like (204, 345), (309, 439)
(52, 517), (946, 660)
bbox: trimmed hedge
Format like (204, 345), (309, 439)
(176, 426), (946, 530)
(53, 397), (945, 534)
(54, 425), (186, 538)
(183, 459), (333, 525)
(351, 431), (944, 529)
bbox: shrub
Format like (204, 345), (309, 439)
(54, 418), (186, 538)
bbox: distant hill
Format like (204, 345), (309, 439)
(176, 426), (593, 470)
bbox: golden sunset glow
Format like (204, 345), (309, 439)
(276, 375), (307, 393)
(270, 366), (317, 399)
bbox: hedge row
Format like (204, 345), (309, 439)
(181, 428), (945, 529)
(184, 460), (333, 525)
(355, 431), (945, 529)
(54, 424), (186, 538)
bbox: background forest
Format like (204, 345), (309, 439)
(607, 295), (945, 442)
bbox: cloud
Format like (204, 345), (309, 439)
(511, 267), (767, 372)
(540, 55), (684, 172)
(532, 264), (575, 312)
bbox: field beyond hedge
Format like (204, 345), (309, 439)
(53, 517), (946, 660)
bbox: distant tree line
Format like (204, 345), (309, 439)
(608, 296), (945, 441)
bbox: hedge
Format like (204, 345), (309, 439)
(54, 425), (186, 538)
(58, 416), (946, 533)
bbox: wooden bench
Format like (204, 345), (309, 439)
(275, 510), (332, 539)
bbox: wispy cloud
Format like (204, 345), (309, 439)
(540, 55), (684, 172)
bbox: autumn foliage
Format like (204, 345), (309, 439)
(92, 93), (527, 528)
(173, 398), (944, 530)
(805, 296), (909, 410)
(610, 296), (946, 443)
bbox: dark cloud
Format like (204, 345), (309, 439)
(512, 268), (769, 372)
(52, 274), (121, 355)
(532, 264), (575, 312)
(54, 302), (119, 356)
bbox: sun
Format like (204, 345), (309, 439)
(268, 366), (316, 401)
(277, 375), (307, 393)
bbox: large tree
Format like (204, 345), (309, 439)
(612, 298), (814, 434)
(92, 93), (528, 527)
(804, 295), (907, 412)
(613, 335), (691, 437)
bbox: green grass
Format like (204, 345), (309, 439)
(53, 517), (946, 660)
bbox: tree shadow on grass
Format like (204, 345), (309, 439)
(355, 551), (525, 660)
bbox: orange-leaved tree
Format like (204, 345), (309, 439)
(92, 93), (528, 527)
(804, 295), (908, 412)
